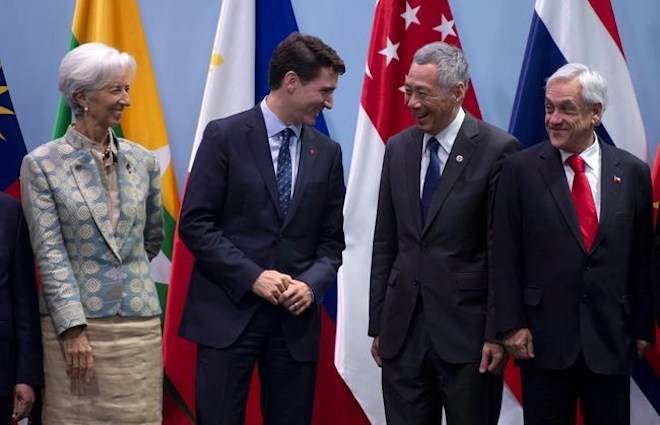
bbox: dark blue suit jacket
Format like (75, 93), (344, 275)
(0, 192), (42, 396)
(179, 106), (345, 361)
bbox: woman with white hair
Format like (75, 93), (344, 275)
(20, 42), (163, 424)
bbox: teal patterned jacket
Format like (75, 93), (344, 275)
(20, 126), (163, 335)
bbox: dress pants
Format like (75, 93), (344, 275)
(0, 395), (10, 425)
(381, 298), (503, 425)
(196, 303), (317, 425)
(520, 355), (630, 425)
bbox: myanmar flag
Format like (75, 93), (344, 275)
(53, 0), (180, 307)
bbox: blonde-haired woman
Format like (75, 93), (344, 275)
(20, 42), (163, 424)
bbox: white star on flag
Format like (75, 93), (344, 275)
(400, 2), (420, 30)
(433, 14), (456, 41)
(378, 36), (400, 66)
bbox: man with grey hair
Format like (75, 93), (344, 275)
(369, 41), (519, 424)
(492, 63), (655, 425)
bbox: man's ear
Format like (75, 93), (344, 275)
(283, 71), (299, 93)
(591, 103), (603, 126)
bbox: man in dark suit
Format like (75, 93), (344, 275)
(369, 41), (518, 425)
(178, 32), (345, 425)
(0, 191), (42, 424)
(492, 63), (655, 425)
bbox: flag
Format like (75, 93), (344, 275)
(335, 1), (526, 424)
(509, 0), (660, 423)
(163, 0), (369, 423)
(0, 62), (28, 199)
(53, 0), (180, 310)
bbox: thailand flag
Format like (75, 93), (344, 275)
(509, 0), (660, 423)
(162, 1), (368, 423)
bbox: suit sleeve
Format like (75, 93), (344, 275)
(296, 143), (346, 298)
(485, 137), (520, 341)
(11, 202), (43, 386)
(632, 163), (655, 344)
(179, 120), (264, 303)
(369, 142), (398, 337)
(490, 156), (527, 338)
(20, 155), (86, 335)
(143, 153), (164, 261)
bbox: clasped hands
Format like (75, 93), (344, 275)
(252, 270), (313, 315)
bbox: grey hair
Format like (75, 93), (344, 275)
(58, 42), (136, 116)
(546, 63), (608, 112)
(413, 41), (469, 89)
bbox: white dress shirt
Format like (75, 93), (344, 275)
(419, 108), (466, 197)
(559, 133), (601, 219)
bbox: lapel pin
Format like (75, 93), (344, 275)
(126, 163), (133, 174)
(455, 155), (464, 163)
(613, 175), (622, 184)
(309, 148), (316, 156)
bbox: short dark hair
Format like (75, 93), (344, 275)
(268, 32), (345, 89)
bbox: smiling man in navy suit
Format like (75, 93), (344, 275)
(0, 192), (42, 424)
(178, 32), (346, 425)
(492, 63), (655, 425)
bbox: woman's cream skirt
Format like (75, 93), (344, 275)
(41, 315), (162, 425)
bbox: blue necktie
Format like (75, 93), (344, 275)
(277, 128), (294, 216)
(420, 137), (441, 223)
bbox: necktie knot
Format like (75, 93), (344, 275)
(427, 137), (440, 154)
(280, 128), (294, 146)
(567, 154), (586, 174)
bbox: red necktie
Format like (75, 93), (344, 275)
(567, 155), (598, 251)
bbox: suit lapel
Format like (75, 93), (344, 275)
(245, 106), (282, 219)
(537, 143), (584, 250)
(422, 115), (478, 235)
(115, 145), (138, 256)
(70, 152), (121, 259)
(282, 125), (317, 230)
(590, 141), (621, 253)
(405, 129), (424, 234)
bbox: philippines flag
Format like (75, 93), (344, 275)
(0, 62), (27, 199)
(509, 0), (660, 423)
(162, 1), (368, 423)
(336, 1), (523, 424)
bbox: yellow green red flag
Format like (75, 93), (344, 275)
(53, 0), (180, 307)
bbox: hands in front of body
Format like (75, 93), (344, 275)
(503, 328), (534, 360)
(252, 270), (314, 315)
(60, 325), (95, 384)
(12, 384), (35, 422)
(479, 341), (507, 374)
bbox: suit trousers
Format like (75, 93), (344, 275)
(381, 298), (503, 425)
(520, 355), (630, 425)
(0, 395), (10, 425)
(196, 304), (317, 425)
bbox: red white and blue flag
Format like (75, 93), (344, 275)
(0, 63), (27, 199)
(162, 1), (369, 423)
(509, 0), (660, 423)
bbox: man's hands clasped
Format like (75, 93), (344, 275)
(252, 270), (314, 315)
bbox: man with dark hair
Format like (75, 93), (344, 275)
(179, 32), (346, 425)
(369, 41), (518, 425)
(0, 192), (42, 424)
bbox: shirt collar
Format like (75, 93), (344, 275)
(260, 98), (302, 140)
(422, 108), (466, 154)
(559, 132), (600, 170)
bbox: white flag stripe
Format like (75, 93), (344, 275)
(630, 378), (660, 425)
(538, 0), (647, 161)
(336, 106), (386, 424)
(188, 0), (256, 169)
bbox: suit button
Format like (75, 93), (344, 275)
(581, 294), (589, 302)
(585, 265), (591, 271)
(413, 280), (420, 287)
